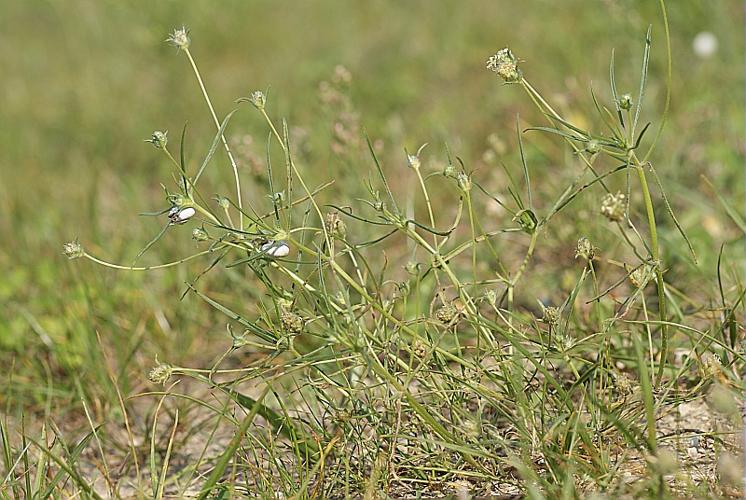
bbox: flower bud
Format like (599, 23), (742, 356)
(600, 192), (626, 222)
(146, 130), (168, 149)
(618, 93), (633, 110)
(215, 196), (230, 209)
(443, 164), (458, 179)
(192, 227), (209, 241)
(586, 140), (601, 154)
(63, 240), (84, 259)
(486, 48), (522, 83)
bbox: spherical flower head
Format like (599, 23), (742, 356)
(280, 310), (304, 335)
(248, 90), (266, 110)
(575, 237), (595, 261)
(167, 27), (190, 51)
(147, 359), (173, 385)
(435, 303), (459, 323)
(600, 191), (626, 222)
(541, 305), (560, 327)
(63, 240), (84, 259)
(146, 130), (168, 149)
(486, 48), (522, 83)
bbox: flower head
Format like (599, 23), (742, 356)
(618, 94), (633, 110)
(540, 304), (560, 328)
(600, 192), (626, 222)
(486, 48), (522, 83)
(147, 358), (173, 385)
(167, 27), (190, 51)
(325, 211), (346, 239)
(280, 310), (304, 334)
(146, 130), (168, 149)
(248, 90), (266, 110)
(63, 240), (84, 259)
(575, 237), (595, 261)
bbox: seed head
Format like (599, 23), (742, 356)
(435, 303), (460, 324)
(147, 358), (173, 385)
(63, 240), (84, 259)
(575, 237), (595, 261)
(541, 305), (560, 328)
(146, 130), (168, 149)
(628, 264), (653, 289)
(412, 339), (428, 359)
(586, 140), (601, 155)
(325, 211), (346, 239)
(167, 27), (190, 51)
(486, 48), (522, 83)
(618, 93), (633, 110)
(600, 192), (626, 222)
(456, 172), (472, 192)
(280, 310), (304, 335)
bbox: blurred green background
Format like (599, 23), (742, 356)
(0, 1), (742, 407)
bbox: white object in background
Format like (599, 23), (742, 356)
(692, 31), (718, 58)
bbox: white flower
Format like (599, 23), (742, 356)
(693, 32), (717, 58)
(261, 240), (290, 258)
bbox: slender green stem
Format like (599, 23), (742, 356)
(183, 48), (243, 230)
(83, 248), (217, 271)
